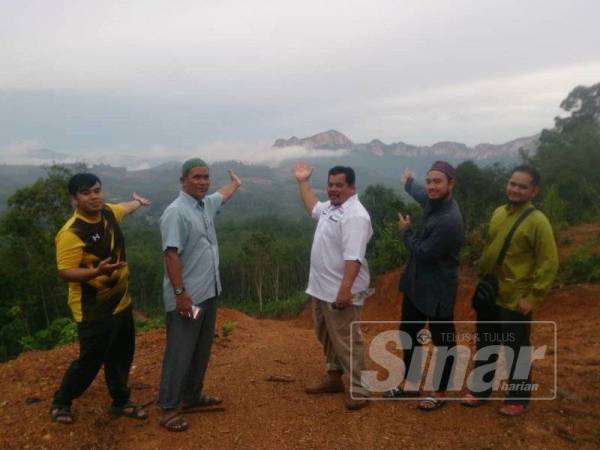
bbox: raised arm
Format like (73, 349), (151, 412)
(294, 162), (318, 215)
(218, 170), (242, 205)
(401, 168), (427, 208)
(119, 192), (151, 216)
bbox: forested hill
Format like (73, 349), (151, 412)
(0, 163), (292, 221)
(0, 159), (395, 219)
(0, 81), (598, 364)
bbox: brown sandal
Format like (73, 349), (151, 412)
(160, 412), (189, 432)
(418, 396), (446, 411)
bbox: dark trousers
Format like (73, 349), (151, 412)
(400, 296), (456, 392)
(158, 297), (217, 410)
(472, 305), (532, 405)
(53, 307), (135, 408)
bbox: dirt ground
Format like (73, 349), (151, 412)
(1, 226), (599, 449)
(557, 222), (600, 261)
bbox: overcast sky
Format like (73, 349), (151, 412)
(1, 0), (599, 167)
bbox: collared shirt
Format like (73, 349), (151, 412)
(479, 201), (559, 310)
(306, 194), (373, 304)
(160, 190), (223, 311)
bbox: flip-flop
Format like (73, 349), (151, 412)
(461, 392), (486, 407)
(50, 406), (73, 425)
(160, 413), (189, 432)
(498, 403), (528, 416)
(108, 400), (148, 420)
(418, 396), (446, 411)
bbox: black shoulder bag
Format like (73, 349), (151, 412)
(472, 207), (535, 314)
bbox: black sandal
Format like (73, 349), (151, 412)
(108, 400), (148, 420)
(182, 394), (223, 409)
(50, 405), (74, 424)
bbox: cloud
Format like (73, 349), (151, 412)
(1, 1), (599, 156)
(196, 143), (349, 167)
(0, 139), (349, 169)
(348, 61), (600, 145)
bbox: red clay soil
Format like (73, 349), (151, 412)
(557, 222), (600, 261)
(3, 219), (600, 449)
(1, 271), (599, 449)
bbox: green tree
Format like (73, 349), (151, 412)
(123, 219), (164, 312)
(540, 184), (567, 235)
(534, 82), (600, 223)
(454, 161), (508, 232)
(361, 184), (417, 274)
(0, 165), (73, 359)
(555, 82), (600, 131)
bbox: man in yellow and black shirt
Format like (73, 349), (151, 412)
(50, 173), (151, 424)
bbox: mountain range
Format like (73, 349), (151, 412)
(0, 129), (538, 217)
(273, 129), (538, 160)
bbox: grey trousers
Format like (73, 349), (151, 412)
(158, 297), (217, 410)
(312, 298), (368, 396)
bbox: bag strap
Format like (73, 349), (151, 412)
(495, 207), (536, 267)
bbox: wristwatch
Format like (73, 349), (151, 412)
(174, 286), (185, 296)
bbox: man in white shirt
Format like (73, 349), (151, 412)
(294, 163), (373, 410)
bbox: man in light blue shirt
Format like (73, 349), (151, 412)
(158, 158), (241, 432)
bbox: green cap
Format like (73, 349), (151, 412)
(182, 158), (208, 177)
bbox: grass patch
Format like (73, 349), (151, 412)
(135, 315), (165, 332)
(223, 291), (309, 318)
(221, 321), (235, 337)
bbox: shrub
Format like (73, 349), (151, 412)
(221, 321), (235, 338)
(19, 317), (77, 351)
(563, 246), (600, 283)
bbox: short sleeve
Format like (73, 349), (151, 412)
(204, 192), (224, 218)
(56, 229), (84, 270)
(160, 207), (188, 254)
(341, 215), (372, 264)
(311, 201), (328, 220)
(106, 203), (126, 223)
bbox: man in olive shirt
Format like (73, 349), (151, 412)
(463, 165), (558, 416)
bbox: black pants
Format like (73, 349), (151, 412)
(400, 296), (456, 392)
(53, 307), (135, 408)
(471, 305), (532, 405)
